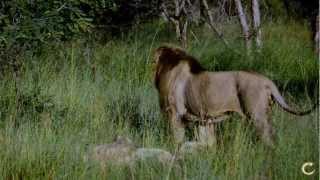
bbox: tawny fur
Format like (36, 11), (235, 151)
(154, 45), (315, 148)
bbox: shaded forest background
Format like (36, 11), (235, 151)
(0, 1), (319, 179)
(0, 0), (318, 59)
(1, 0), (318, 98)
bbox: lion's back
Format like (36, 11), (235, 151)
(186, 71), (241, 116)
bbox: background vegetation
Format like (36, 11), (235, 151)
(0, 0), (318, 179)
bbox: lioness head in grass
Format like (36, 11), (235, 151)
(153, 45), (316, 148)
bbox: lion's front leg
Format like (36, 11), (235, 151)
(167, 106), (186, 144)
(167, 88), (188, 144)
(170, 114), (186, 144)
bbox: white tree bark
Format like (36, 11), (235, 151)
(252, 0), (262, 49)
(234, 0), (251, 53)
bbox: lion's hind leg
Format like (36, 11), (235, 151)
(250, 94), (275, 148)
(248, 93), (275, 179)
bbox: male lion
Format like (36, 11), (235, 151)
(153, 45), (316, 148)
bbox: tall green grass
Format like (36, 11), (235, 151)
(0, 20), (318, 179)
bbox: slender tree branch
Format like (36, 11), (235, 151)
(202, 0), (230, 47)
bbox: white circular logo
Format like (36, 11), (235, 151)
(301, 162), (315, 176)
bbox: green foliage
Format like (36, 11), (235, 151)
(0, 0), (99, 75)
(0, 0), (158, 48)
(0, 0), (161, 74)
(262, 0), (286, 18)
(0, 1), (94, 44)
(0, 20), (318, 179)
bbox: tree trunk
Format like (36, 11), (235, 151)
(252, 0), (262, 49)
(234, 0), (251, 53)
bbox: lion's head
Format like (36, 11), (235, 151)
(153, 46), (204, 89)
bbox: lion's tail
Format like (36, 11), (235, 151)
(270, 83), (317, 116)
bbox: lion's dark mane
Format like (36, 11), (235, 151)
(157, 46), (205, 74)
(154, 46), (205, 89)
